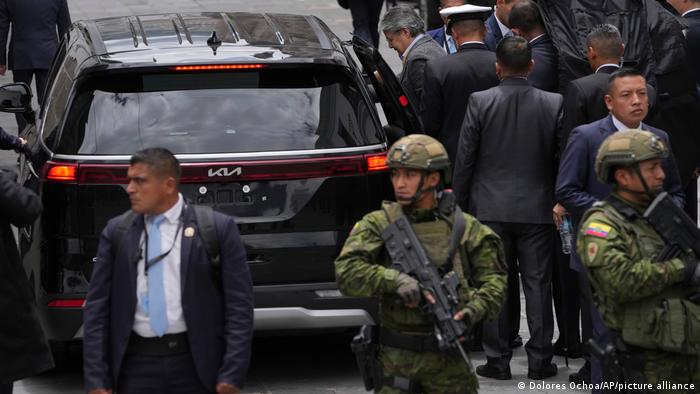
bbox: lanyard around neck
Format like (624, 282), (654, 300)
(143, 219), (183, 276)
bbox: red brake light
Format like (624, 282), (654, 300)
(45, 164), (77, 182)
(399, 95), (409, 107)
(365, 153), (388, 172)
(47, 299), (85, 308)
(170, 64), (267, 71)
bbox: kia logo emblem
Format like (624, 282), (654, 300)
(208, 167), (242, 177)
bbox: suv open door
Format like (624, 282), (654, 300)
(351, 36), (423, 140)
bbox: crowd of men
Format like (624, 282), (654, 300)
(375, 0), (700, 389)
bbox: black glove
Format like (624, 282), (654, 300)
(683, 256), (700, 286)
(396, 273), (421, 306)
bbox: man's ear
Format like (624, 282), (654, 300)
(427, 171), (441, 187)
(604, 94), (613, 111)
(613, 167), (634, 187)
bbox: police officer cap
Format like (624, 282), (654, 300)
(440, 4), (493, 26)
(595, 129), (669, 184)
(387, 134), (452, 185)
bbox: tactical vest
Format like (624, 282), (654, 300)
(378, 201), (473, 334)
(583, 200), (700, 354)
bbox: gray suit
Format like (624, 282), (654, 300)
(399, 35), (445, 121)
(0, 0), (70, 112)
(453, 77), (563, 370)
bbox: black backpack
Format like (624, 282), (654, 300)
(111, 205), (221, 285)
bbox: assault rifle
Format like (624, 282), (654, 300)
(643, 191), (700, 261)
(381, 215), (472, 370)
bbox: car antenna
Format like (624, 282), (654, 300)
(207, 31), (222, 55)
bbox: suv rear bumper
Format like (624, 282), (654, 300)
(41, 283), (377, 341)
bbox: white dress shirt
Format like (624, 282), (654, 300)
(494, 10), (512, 38)
(133, 194), (188, 337)
(401, 33), (425, 62)
(595, 63), (620, 74)
(683, 8), (700, 17)
(612, 114), (642, 131)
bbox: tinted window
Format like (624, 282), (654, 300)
(53, 67), (382, 155)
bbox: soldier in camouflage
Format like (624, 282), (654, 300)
(335, 134), (507, 393)
(577, 129), (700, 393)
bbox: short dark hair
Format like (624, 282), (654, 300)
(130, 147), (181, 183)
(586, 24), (623, 59)
(451, 19), (486, 37)
(607, 68), (645, 94)
(496, 36), (532, 74)
(507, 0), (543, 34)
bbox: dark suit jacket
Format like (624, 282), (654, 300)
(685, 9), (700, 90)
(427, 27), (446, 49)
(0, 0), (71, 70)
(529, 34), (559, 92)
(560, 65), (658, 150)
(484, 14), (504, 51)
(453, 77), (563, 224)
(0, 170), (53, 384)
(400, 35), (446, 118)
(421, 42), (499, 162)
(84, 204), (254, 391)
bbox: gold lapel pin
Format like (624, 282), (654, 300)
(184, 227), (195, 238)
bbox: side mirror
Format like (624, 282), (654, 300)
(0, 82), (32, 113)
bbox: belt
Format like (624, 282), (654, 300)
(126, 332), (189, 356)
(379, 327), (441, 353)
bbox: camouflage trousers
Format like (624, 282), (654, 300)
(376, 345), (477, 394)
(637, 349), (700, 394)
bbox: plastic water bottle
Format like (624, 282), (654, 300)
(559, 216), (573, 255)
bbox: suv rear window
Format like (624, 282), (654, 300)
(50, 67), (383, 155)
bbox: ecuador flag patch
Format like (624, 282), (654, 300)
(585, 222), (611, 238)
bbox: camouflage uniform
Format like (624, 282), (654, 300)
(577, 130), (700, 393)
(335, 135), (507, 394)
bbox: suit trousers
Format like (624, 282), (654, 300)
(348, 0), (383, 48)
(117, 352), (211, 394)
(552, 234), (581, 349)
(481, 222), (555, 370)
(0, 383), (12, 394)
(13, 69), (48, 133)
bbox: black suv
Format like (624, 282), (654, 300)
(0, 12), (422, 342)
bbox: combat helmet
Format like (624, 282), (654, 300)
(595, 129), (668, 185)
(386, 134), (452, 204)
(387, 134), (451, 185)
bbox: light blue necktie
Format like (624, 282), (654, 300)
(446, 35), (457, 54)
(147, 214), (168, 337)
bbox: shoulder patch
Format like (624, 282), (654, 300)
(587, 242), (599, 260)
(585, 222), (611, 238)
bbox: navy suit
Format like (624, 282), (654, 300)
(529, 34), (558, 92)
(427, 27), (446, 50)
(84, 205), (253, 392)
(556, 115), (684, 233)
(555, 115), (684, 390)
(484, 14), (505, 51)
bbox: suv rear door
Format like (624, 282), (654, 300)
(351, 36), (424, 137)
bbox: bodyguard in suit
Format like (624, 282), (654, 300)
(0, 0), (70, 107)
(484, 0), (516, 51)
(380, 6), (445, 118)
(427, 0), (465, 54)
(453, 36), (562, 380)
(555, 68), (684, 392)
(421, 4), (499, 163)
(508, 0), (558, 92)
(560, 24), (657, 149)
(84, 148), (253, 394)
